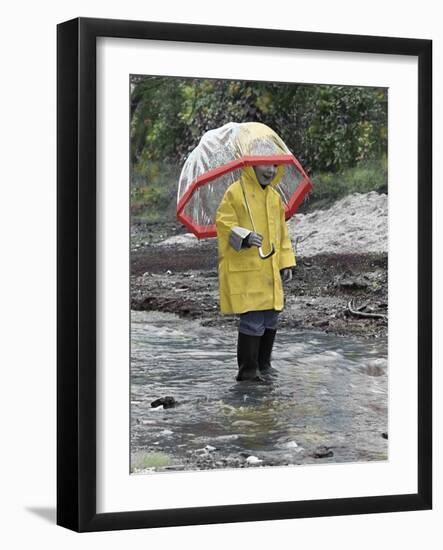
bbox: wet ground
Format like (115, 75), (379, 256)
(131, 236), (388, 339)
(131, 311), (388, 473)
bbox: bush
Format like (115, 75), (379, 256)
(302, 156), (387, 212)
(130, 161), (180, 223)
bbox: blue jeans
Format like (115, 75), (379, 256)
(239, 310), (280, 337)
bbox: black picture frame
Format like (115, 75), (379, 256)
(57, 17), (432, 532)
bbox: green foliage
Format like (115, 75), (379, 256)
(131, 161), (180, 222)
(131, 451), (173, 471)
(130, 75), (387, 172)
(130, 75), (388, 220)
(304, 157), (387, 211)
(302, 86), (387, 172)
(131, 77), (187, 164)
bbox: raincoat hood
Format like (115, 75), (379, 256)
(242, 163), (285, 189)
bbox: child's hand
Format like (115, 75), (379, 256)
(246, 232), (263, 248)
(280, 268), (293, 283)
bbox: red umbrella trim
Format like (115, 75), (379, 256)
(177, 154), (312, 238)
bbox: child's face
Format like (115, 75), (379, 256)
(253, 164), (278, 186)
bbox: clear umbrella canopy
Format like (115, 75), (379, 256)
(177, 122), (312, 237)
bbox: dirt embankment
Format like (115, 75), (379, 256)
(131, 192), (388, 339)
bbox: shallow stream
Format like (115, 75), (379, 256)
(131, 311), (388, 472)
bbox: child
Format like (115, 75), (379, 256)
(215, 163), (295, 382)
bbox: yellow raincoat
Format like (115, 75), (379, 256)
(215, 166), (296, 314)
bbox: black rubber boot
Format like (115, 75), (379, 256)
(258, 329), (277, 374)
(236, 332), (264, 382)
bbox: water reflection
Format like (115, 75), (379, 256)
(131, 311), (388, 471)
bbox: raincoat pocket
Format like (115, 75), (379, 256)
(228, 257), (261, 273)
(227, 257), (262, 295)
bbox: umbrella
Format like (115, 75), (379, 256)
(176, 121), (313, 239)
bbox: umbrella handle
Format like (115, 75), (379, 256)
(258, 243), (275, 259)
(239, 180), (275, 260)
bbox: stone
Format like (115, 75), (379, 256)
(246, 456), (263, 465)
(313, 446), (334, 459)
(339, 277), (368, 290)
(151, 396), (177, 409)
